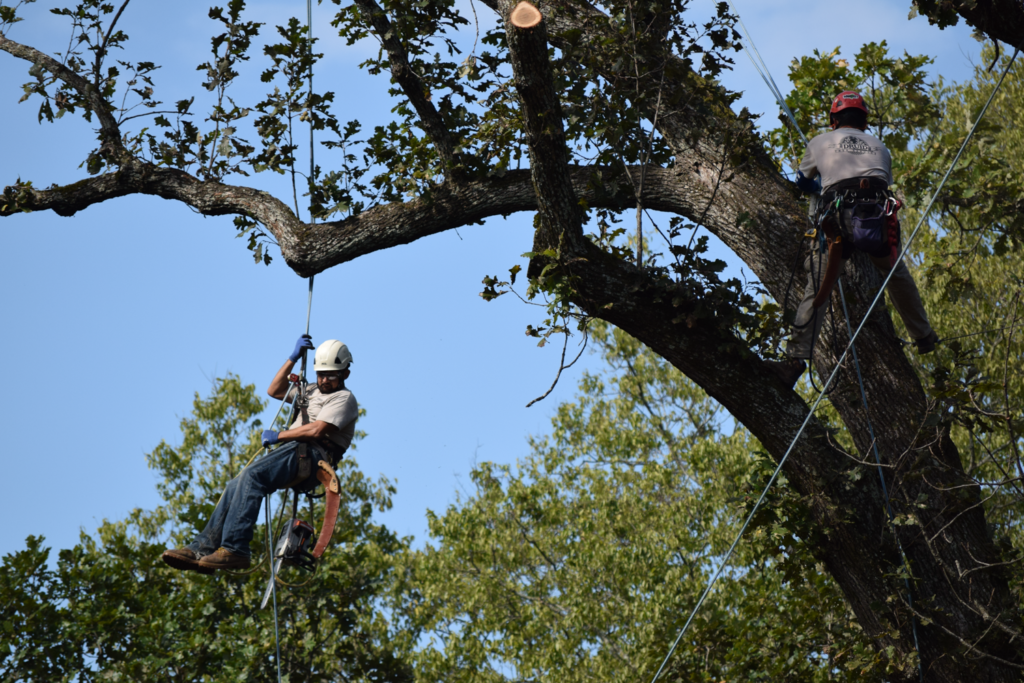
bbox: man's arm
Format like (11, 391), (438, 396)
(274, 420), (338, 444)
(267, 359), (297, 399)
(795, 141), (821, 194)
(267, 335), (315, 398)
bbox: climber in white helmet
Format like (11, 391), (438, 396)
(161, 336), (359, 573)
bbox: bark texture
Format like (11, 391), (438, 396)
(914, 0), (1024, 53)
(496, 3), (1021, 680)
(3, 1), (1024, 679)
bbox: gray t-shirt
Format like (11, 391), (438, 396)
(288, 384), (359, 453)
(798, 128), (892, 192)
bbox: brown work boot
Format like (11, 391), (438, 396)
(161, 547), (214, 575)
(764, 358), (806, 390)
(198, 547), (251, 571)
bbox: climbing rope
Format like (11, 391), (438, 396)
(648, 14), (1020, 679)
(726, 0), (807, 148)
(897, 321), (1024, 347)
(264, 3), (319, 680)
(837, 280), (924, 674)
(266, 495), (284, 682)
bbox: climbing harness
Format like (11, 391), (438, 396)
(784, 178), (906, 394)
(650, 4), (1020, 677)
(260, 457), (342, 608)
(803, 178), (902, 309)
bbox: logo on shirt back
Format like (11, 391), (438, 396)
(835, 135), (878, 155)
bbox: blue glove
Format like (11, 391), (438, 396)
(288, 335), (314, 362)
(262, 430), (280, 447)
(795, 171), (821, 195)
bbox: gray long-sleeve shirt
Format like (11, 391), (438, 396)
(798, 128), (892, 192)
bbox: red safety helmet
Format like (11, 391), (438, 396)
(830, 91), (868, 127)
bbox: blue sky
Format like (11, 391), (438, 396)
(0, 0), (985, 556)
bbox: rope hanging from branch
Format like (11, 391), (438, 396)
(266, 5), (320, 682)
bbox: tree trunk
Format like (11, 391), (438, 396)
(500, 2), (1022, 680)
(3, 0), (1023, 678)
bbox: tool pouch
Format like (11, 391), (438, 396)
(847, 202), (890, 258)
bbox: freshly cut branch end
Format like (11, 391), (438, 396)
(510, 1), (542, 28)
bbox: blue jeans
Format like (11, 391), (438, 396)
(188, 443), (301, 558)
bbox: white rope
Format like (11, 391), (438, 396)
(648, 24), (1019, 682)
(267, 5), (318, 681)
(727, 0), (808, 146)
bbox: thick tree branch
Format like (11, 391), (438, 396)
(3, 162), (722, 275)
(503, 1), (584, 256)
(1, 159), (304, 253)
(3, 2), (1021, 677)
(913, 0), (1024, 53)
(0, 32), (124, 157)
(481, 0), (804, 299)
(491, 1), (1021, 678)
(498, 11), (921, 674)
(353, 0), (461, 172)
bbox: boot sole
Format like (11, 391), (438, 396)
(197, 556), (251, 571)
(197, 561), (250, 570)
(162, 551), (215, 575)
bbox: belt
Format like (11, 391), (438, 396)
(823, 177), (891, 203)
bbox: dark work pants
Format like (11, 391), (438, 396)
(787, 208), (933, 360)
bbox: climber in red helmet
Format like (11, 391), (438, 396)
(768, 91), (939, 389)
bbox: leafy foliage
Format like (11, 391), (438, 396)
(767, 41), (938, 169)
(901, 48), (1024, 257)
(6, 0), (1024, 676)
(0, 375), (414, 682)
(898, 46), (1024, 597)
(400, 324), (879, 682)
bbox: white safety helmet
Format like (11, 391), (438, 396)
(313, 339), (353, 372)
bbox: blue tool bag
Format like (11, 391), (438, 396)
(848, 202), (890, 258)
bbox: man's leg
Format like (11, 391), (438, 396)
(162, 474), (243, 572)
(198, 442), (302, 567)
(766, 248), (841, 389)
(868, 254), (937, 351)
(187, 476), (241, 558)
(787, 249), (843, 360)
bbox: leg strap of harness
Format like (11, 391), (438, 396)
(808, 196), (852, 310)
(283, 443), (312, 490)
(812, 238), (844, 309)
(311, 460), (341, 559)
